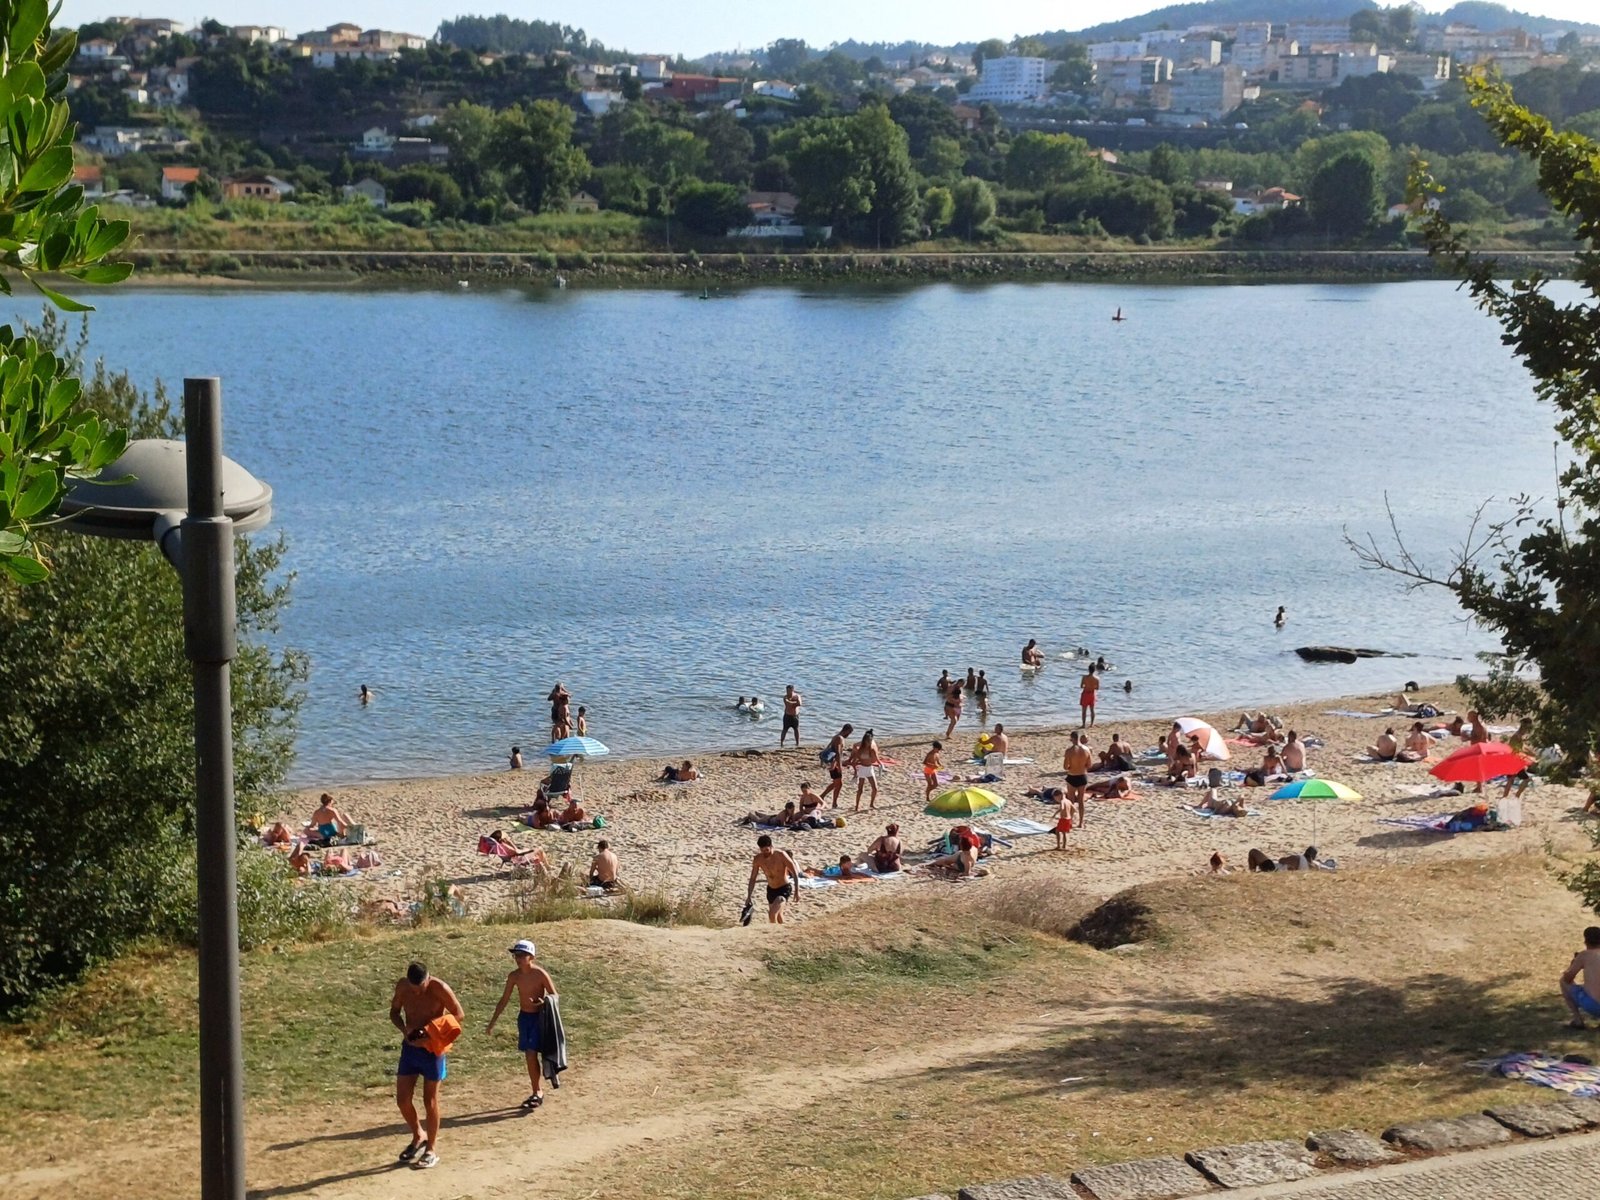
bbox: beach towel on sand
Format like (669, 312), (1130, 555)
(1180, 804), (1261, 819)
(991, 817), (1054, 836)
(1324, 709), (1391, 719)
(1469, 1053), (1600, 1098)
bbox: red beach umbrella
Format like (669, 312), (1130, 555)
(1429, 741), (1532, 785)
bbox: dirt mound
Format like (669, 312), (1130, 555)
(1067, 890), (1158, 950)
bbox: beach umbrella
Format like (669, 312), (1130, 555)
(1430, 741), (1531, 785)
(1269, 778), (1362, 801)
(544, 736), (610, 759)
(1174, 717), (1230, 761)
(926, 786), (1006, 819)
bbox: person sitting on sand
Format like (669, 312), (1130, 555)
(1166, 743), (1197, 785)
(797, 783), (826, 817)
(866, 824), (903, 873)
(1399, 722), (1432, 762)
(1561, 926), (1600, 1030)
(288, 842), (313, 875)
(986, 724), (1010, 759)
(737, 801), (800, 828)
(555, 797), (587, 828)
(1198, 786), (1248, 816)
(262, 821), (293, 846)
(1209, 850), (1228, 874)
(1236, 711), (1282, 736)
(1241, 746), (1285, 788)
(1099, 732), (1136, 772)
(923, 844), (982, 878)
(1280, 730), (1306, 772)
(1086, 775), (1133, 800)
(658, 760), (699, 783)
(530, 798), (559, 829)
(1366, 727), (1400, 761)
(589, 840), (622, 892)
(307, 794), (351, 843)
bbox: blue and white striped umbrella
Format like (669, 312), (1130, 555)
(544, 736), (610, 758)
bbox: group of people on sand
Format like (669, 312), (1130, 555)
(387, 942), (562, 1171)
(743, 822), (917, 922)
(1205, 846), (1333, 874)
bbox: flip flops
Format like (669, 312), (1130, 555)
(398, 1139), (424, 1164)
(520, 1093), (544, 1110)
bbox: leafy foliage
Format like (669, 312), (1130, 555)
(0, 0), (134, 581)
(0, 317), (306, 1010)
(1309, 149), (1383, 237)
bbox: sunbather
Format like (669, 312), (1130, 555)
(833, 855), (871, 880)
(555, 798), (587, 827)
(1097, 732), (1135, 772)
(288, 842), (313, 875)
(1241, 747), (1285, 787)
(1236, 711), (1282, 735)
(658, 760), (699, 783)
(1399, 722), (1432, 762)
(1166, 743), (1197, 785)
(737, 801), (800, 828)
(307, 794), (351, 843)
(1197, 786), (1248, 816)
(866, 824), (903, 873)
(1365, 728), (1400, 761)
(1281, 730), (1307, 772)
(1086, 774), (1133, 799)
(262, 821), (293, 845)
(589, 840), (622, 891)
(923, 845), (982, 877)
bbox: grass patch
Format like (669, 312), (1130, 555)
(765, 924), (1029, 989)
(482, 872), (725, 928)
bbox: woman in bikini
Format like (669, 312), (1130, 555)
(944, 688), (963, 738)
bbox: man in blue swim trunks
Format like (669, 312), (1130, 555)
(1561, 926), (1600, 1029)
(486, 939), (559, 1110)
(390, 960), (464, 1170)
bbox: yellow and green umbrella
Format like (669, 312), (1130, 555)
(1269, 778), (1362, 801)
(926, 786), (1006, 819)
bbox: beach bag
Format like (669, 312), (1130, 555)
(417, 1012), (462, 1056)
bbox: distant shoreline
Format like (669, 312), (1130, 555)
(109, 247), (1578, 290)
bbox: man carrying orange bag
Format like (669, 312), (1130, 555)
(390, 960), (465, 1170)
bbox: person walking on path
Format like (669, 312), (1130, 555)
(746, 834), (801, 924)
(780, 684), (803, 749)
(1078, 665), (1100, 727)
(486, 939), (558, 1110)
(390, 960), (464, 1170)
(820, 723), (853, 808)
(850, 729), (883, 812)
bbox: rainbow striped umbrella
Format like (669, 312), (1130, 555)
(1269, 778), (1362, 801)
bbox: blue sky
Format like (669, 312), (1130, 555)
(58, 1), (1595, 58)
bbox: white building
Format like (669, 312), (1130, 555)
(1168, 64), (1244, 119)
(1286, 21), (1351, 46)
(78, 38), (118, 60)
(580, 89), (625, 116)
(1145, 35), (1220, 67)
(753, 79), (799, 101)
(231, 25), (286, 43)
(360, 127), (396, 152)
(968, 55), (1051, 103)
(341, 178), (387, 208)
(638, 55), (672, 81)
(1089, 40), (1145, 61)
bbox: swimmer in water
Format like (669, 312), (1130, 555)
(1123, 679), (1133, 694)
(359, 684), (373, 704)
(1095, 656), (1108, 673)
(1274, 606), (1286, 628)
(748, 696), (765, 713)
(736, 696), (749, 711)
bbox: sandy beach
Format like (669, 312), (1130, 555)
(281, 682), (1584, 921)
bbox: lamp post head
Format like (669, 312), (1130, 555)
(57, 438), (273, 540)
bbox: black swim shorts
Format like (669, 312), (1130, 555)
(1065, 773), (1088, 788)
(782, 714), (799, 732)
(829, 766), (842, 781)
(766, 883), (793, 904)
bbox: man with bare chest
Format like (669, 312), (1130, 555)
(486, 939), (559, 1109)
(390, 960), (464, 1170)
(746, 834), (800, 923)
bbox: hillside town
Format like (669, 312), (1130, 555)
(59, 11), (1600, 247)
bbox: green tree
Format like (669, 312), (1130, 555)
(1308, 149), (1383, 237)
(922, 185), (954, 233)
(675, 180), (750, 235)
(0, 320), (309, 1008)
(972, 38), (1007, 69)
(1148, 142), (1186, 185)
(0, 1), (136, 583)
(766, 37), (810, 78)
(921, 135), (965, 181)
(1049, 41), (1094, 91)
(489, 100), (589, 212)
(1004, 130), (1093, 190)
(887, 90), (960, 159)
(949, 176), (996, 239)
(435, 100), (502, 201)
(699, 109), (755, 186)
(851, 103), (921, 247)
(1350, 73), (1600, 791)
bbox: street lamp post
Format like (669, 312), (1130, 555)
(59, 377), (272, 1200)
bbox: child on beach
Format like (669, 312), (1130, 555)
(1053, 792), (1073, 850)
(923, 741), (944, 800)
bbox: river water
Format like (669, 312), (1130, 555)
(43, 279), (1560, 784)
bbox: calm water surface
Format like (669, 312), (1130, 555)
(45, 280), (1558, 783)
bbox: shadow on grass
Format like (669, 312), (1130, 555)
(920, 972), (1551, 1103)
(1355, 829), (1462, 849)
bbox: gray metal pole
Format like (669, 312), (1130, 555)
(183, 377), (245, 1200)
